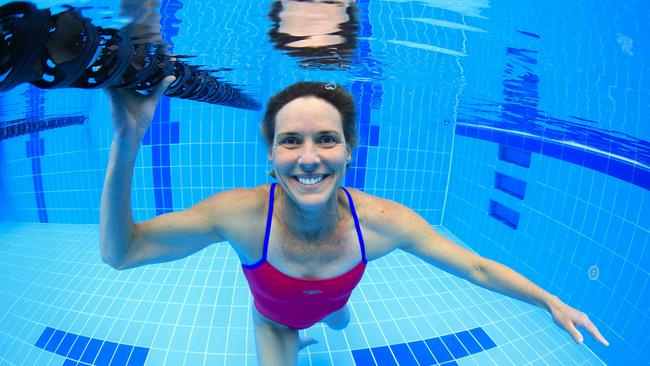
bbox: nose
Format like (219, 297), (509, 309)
(298, 141), (320, 170)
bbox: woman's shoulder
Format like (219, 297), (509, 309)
(342, 187), (409, 228)
(196, 185), (272, 256)
(203, 184), (270, 206)
(342, 187), (417, 260)
(196, 184), (271, 227)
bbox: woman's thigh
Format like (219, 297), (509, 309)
(252, 307), (300, 366)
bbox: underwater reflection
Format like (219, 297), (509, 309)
(268, 0), (359, 69)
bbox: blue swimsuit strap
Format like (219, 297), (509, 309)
(241, 183), (276, 269)
(261, 183), (276, 263)
(340, 186), (368, 264)
(248, 183), (367, 268)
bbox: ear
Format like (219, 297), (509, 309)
(346, 147), (352, 161)
(268, 150), (273, 161)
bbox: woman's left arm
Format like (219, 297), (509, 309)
(381, 200), (610, 347)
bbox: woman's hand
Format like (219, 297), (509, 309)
(548, 298), (609, 346)
(104, 75), (176, 140)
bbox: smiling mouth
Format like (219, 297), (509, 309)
(294, 175), (328, 186)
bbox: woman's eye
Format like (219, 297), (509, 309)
(319, 136), (339, 145)
(280, 137), (300, 146)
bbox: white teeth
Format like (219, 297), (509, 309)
(297, 176), (324, 185)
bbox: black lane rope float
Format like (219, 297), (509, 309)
(0, 2), (262, 110)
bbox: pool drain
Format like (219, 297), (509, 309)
(588, 265), (599, 281)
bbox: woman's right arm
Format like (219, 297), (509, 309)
(99, 77), (246, 270)
(100, 134), (230, 270)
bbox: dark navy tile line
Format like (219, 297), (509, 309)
(456, 123), (650, 190)
(147, 0), (183, 216)
(458, 33), (649, 191)
(344, 0), (382, 190)
(351, 326), (496, 365)
(494, 172), (527, 200)
(142, 97), (178, 215)
(35, 326), (149, 366)
(26, 85), (48, 223)
(489, 199), (521, 230)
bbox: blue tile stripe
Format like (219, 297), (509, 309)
(351, 327), (496, 365)
(145, 0), (183, 215)
(494, 172), (526, 200)
(35, 327), (149, 366)
(345, 83), (372, 189)
(24, 86), (49, 223)
(27, 133), (48, 223)
(458, 32), (649, 192)
(343, 0), (382, 190)
(456, 123), (650, 190)
(498, 145), (531, 168)
(489, 199), (520, 229)
(142, 97), (179, 215)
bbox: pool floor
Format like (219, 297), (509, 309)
(0, 222), (604, 365)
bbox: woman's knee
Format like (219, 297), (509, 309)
(324, 304), (350, 331)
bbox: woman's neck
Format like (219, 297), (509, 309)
(276, 186), (342, 241)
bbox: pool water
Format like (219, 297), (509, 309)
(0, 0), (648, 365)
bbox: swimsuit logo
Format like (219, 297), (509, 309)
(303, 290), (323, 296)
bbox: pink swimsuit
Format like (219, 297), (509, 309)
(242, 183), (367, 330)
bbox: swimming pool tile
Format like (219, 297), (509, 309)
(488, 200), (520, 229)
(389, 343), (418, 365)
(126, 347), (149, 366)
(332, 351), (356, 365)
(362, 322), (386, 345)
(425, 337), (453, 363)
(370, 125), (380, 146)
(94, 341), (118, 366)
(352, 348), (376, 365)
(44, 329), (65, 353)
(469, 327), (497, 350)
(371, 345), (397, 366)
(111, 344), (134, 365)
(79, 338), (102, 364)
(494, 172), (526, 200)
(455, 331), (482, 354)
(407, 340), (436, 366)
(34, 327), (55, 349)
(56, 332), (78, 357)
(441, 334), (469, 359)
(68, 335), (91, 360)
(379, 321), (404, 344)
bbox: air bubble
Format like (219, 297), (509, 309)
(324, 82), (336, 90)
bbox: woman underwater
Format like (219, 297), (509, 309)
(100, 78), (609, 365)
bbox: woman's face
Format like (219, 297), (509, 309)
(270, 96), (351, 210)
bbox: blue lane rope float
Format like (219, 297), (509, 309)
(0, 2), (261, 111)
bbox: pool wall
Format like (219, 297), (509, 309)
(444, 133), (648, 365)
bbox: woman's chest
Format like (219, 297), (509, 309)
(266, 223), (363, 278)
